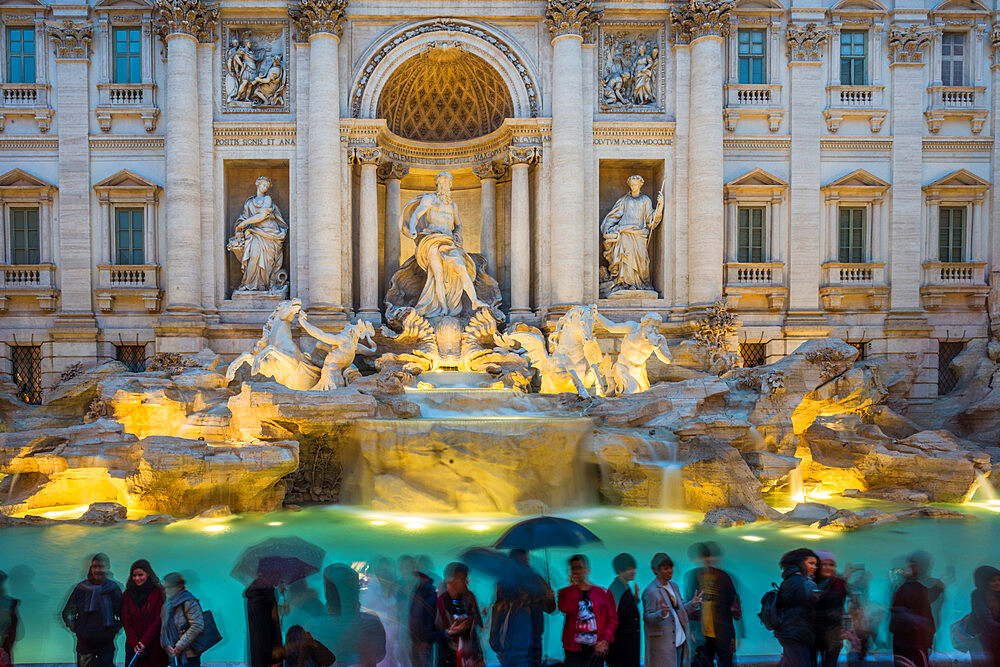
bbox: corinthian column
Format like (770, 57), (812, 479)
(352, 147), (381, 323)
(473, 161), (507, 274)
(507, 146), (540, 321)
(544, 0), (601, 310)
(378, 160), (408, 286)
(290, 0), (348, 318)
(670, 0), (733, 308)
(153, 0), (216, 318)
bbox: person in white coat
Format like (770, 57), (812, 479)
(642, 553), (701, 667)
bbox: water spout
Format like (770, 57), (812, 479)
(974, 470), (999, 507)
(788, 461), (805, 503)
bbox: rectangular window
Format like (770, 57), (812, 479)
(11, 344), (42, 405)
(113, 27), (142, 84)
(941, 32), (965, 87)
(939, 206), (966, 263)
(838, 207), (866, 263)
(10, 207), (40, 265)
(739, 341), (767, 368)
(938, 340), (964, 395)
(738, 29), (766, 84)
(6, 27), (36, 84)
(116, 344), (147, 372)
(115, 208), (144, 265)
(849, 340), (868, 360)
(840, 30), (868, 86)
(737, 206), (765, 263)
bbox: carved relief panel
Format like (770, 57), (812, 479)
(598, 23), (665, 113)
(221, 21), (290, 113)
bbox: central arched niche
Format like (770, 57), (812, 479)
(376, 46), (515, 142)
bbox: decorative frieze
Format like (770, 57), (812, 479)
(222, 23), (289, 113)
(153, 0), (218, 42)
(544, 0), (602, 41)
(887, 24), (933, 64)
(669, 0), (736, 45)
(592, 122), (674, 146)
(50, 20), (93, 60)
(599, 24), (664, 112)
(785, 23), (831, 62)
(288, 0), (348, 41)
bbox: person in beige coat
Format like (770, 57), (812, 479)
(642, 553), (701, 667)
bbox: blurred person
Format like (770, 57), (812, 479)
(321, 564), (386, 667)
(62, 553), (123, 667)
(122, 560), (168, 667)
(970, 566), (1000, 666)
(642, 552), (700, 667)
(773, 548), (818, 667)
(397, 556), (417, 664)
(812, 550), (847, 667)
(907, 551), (951, 649)
(607, 553), (640, 667)
(408, 557), (441, 667)
(889, 555), (935, 667)
(844, 596), (874, 667)
(685, 542), (739, 667)
(362, 557), (402, 666)
(435, 562), (484, 667)
(510, 549), (554, 667)
(0, 571), (18, 667)
(489, 569), (533, 667)
(558, 554), (617, 666)
(160, 572), (204, 667)
(245, 571), (283, 667)
(283, 625), (335, 667)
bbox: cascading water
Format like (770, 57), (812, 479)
(974, 469), (999, 505)
(787, 460), (805, 503)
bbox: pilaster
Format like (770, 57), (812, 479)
(507, 146), (540, 321)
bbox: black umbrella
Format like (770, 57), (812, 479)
(231, 536), (325, 585)
(459, 547), (546, 597)
(494, 517), (603, 581)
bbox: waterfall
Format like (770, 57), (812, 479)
(641, 438), (684, 510)
(788, 461), (805, 503)
(974, 470), (999, 505)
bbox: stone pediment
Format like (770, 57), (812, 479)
(924, 169), (990, 197)
(932, 0), (988, 13)
(93, 169), (161, 191)
(831, 0), (886, 11)
(95, 0), (153, 7)
(735, 0), (784, 10)
(0, 168), (55, 190)
(0, 0), (47, 9)
(726, 168), (788, 188)
(823, 169), (890, 192)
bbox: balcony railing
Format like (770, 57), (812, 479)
(922, 261), (986, 285)
(0, 83), (49, 108)
(97, 82), (157, 107)
(725, 84), (782, 107)
(821, 262), (886, 286)
(0, 263), (58, 311)
(828, 85), (884, 108)
(96, 264), (161, 312)
(725, 262), (785, 285)
(928, 86), (985, 110)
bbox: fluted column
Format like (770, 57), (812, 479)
(990, 27), (1000, 326)
(352, 147), (381, 323)
(153, 0), (216, 316)
(671, 0), (733, 308)
(544, 0), (601, 310)
(290, 0), (348, 317)
(473, 161), (507, 274)
(378, 161), (408, 290)
(507, 146), (539, 320)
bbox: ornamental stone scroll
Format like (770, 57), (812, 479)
(50, 20), (93, 59)
(669, 0), (736, 45)
(887, 24), (934, 64)
(288, 0), (348, 41)
(785, 23), (832, 62)
(153, 0), (218, 42)
(544, 0), (603, 41)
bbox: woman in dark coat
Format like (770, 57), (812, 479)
(774, 548), (818, 667)
(890, 555), (935, 667)
(607, 553), (640, 667)
(970, 565), (1000, 667)
(812, 551), (847, 667)
(122, 560), (168, 667)
(246, 576), (284, 667)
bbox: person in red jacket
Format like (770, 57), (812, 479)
(558, 554), (618, 666)
(122, 560), (168, 667)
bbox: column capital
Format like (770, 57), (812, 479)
(49, 20), (93, 60)
(785, 23), (832, 63)
(544, 0), (602, 42)
(153, 0), (218, 43)
(377, 160), (408, 182)
(887, 24), (933, 65)
(506, 145), (541, 166)
(350, 146), (382, 166)
(289, 0), (348, 41)
(669, 0), (735, 45)
(473, 160), (509, 181)
(991, 24), (1000, 64)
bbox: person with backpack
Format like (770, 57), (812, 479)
(161, 573), (205, 667)
(769, 548), (818, 667)
(62, 553), (123, 667)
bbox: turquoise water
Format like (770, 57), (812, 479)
(4, 503), (998, 663)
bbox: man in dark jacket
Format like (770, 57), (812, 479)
(245, 575), (283, 667)
(62, 554), (123, 667)
(409, 568), (441, 667)
(511, 549), (555, 667)
(685, 542), (740, 667)
(890, 556), (935, 667)
(774, 548), (818, 667)
(607, 553), (640, 667)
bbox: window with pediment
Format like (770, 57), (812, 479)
(922, 169), (989, 266)
(0, 168), (54, 265)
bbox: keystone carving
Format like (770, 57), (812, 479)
(288, 0), (348, 40)
(669, 0), (736, 45)
(50, 20), (93, 59)
(153, 0), (219, 43)
(887, 24), (934, 64)
(785, 23), (832, 62)
(544, 0), (603, 41)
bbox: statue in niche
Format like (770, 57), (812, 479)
(601, 32), (660, 109)
(595, 311), (672, 394)
(600, 174), (664, 296)
(225, 30), (286, 107)
(227, 176), (288, 294)
(385, 170), (503, 323)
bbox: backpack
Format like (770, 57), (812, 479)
(758, 583), (781, 631)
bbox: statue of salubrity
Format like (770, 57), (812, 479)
(600, 174), (665, 297)
(227, 176), (288, 294)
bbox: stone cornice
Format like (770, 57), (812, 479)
(289, 0), (347, 41)
(669, 0), (735, 45)
(153, 0), (218, 43)
(785, 23), (831, 62)
(49, 20), (93, 60)
(544, 0), (602, 41)
(887, 24), (933, 64)
(592, 121), (674, 146)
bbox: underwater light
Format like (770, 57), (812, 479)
(41, 505), (90, 519)
(202, 524), (227, 533)
(802, 533), (823, 540)
(267, 521), (283, 526)
(370, 520), (387, 526)
(404, 522), (426, 530)
(468, 524), (491, 531)
(741, 535), (765, 542)
(667, 522), (691, 530)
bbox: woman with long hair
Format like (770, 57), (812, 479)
(774, 548), (819, 667)
(123, 560), (168, 667)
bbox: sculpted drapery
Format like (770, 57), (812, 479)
(228, 176), (288, 293)
(600, 174), (664, 292)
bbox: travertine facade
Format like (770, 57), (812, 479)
(0, 0), (997, 411)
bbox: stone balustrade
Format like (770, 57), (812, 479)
(819, 262), (888, 311)
(96, 263), (162, 312)
(823, 85), (887, 133)
(925, 86), (988, 134)
(723, 262), (786, 311)
(919, 261), (988, 310)
(0, 263), (58, 311)
(0, 83), (53, 132)
(95, 83), (159, 131)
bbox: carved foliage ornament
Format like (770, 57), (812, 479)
(377, 161), (409, 182)
(670, 0), (736, 45)
(544, 0), (603, 41)
(887, 24), (933, 64)
(350, 146), (382, 166)
(785, 23), (832, 62)
(472, 161), (508, 180)
(991, 24), (1000, 62)
(153, 0), (219, 43)
(288, 0), (347, 40)
(50, 20), (93, 59)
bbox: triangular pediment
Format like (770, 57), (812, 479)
(825, 169), (890, 189)
(0, 168), (54, 189)
(727, 168), (788, 188)
(0, 0), (48, 9)
(93, 169), (160, 190)
(925, 169), (991, 189)
(736, 0), (785, 10)
(95, 0), (154, 9)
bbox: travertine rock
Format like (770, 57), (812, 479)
(45, 361), (129, 418)
(816, 508), (895, 531)
(227, 382), (378, 441)
(78, 501), (127, 525)
(702, 506), (758, 527)
(592, 428), (680, 507)
(679, 439), (779, 518)
(585, 377), (730, 427)
(782, 502), (837, 523)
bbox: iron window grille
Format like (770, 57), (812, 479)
(11, 344), (42, 404)
(116, 344), (147, 373)
(739, 341), (767, 368)
(938, 341), (965, 395)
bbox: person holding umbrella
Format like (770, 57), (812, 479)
(245, 566), (284, 667)
(122, 560), (168, 667)
(557, 554), (618, 667)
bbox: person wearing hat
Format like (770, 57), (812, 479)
(642, 553), (701, 667)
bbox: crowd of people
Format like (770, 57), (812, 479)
(0, 543), (999, 667)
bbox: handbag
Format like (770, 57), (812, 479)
(189, 609), (223, 655)
(950, 613), (979, 653)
